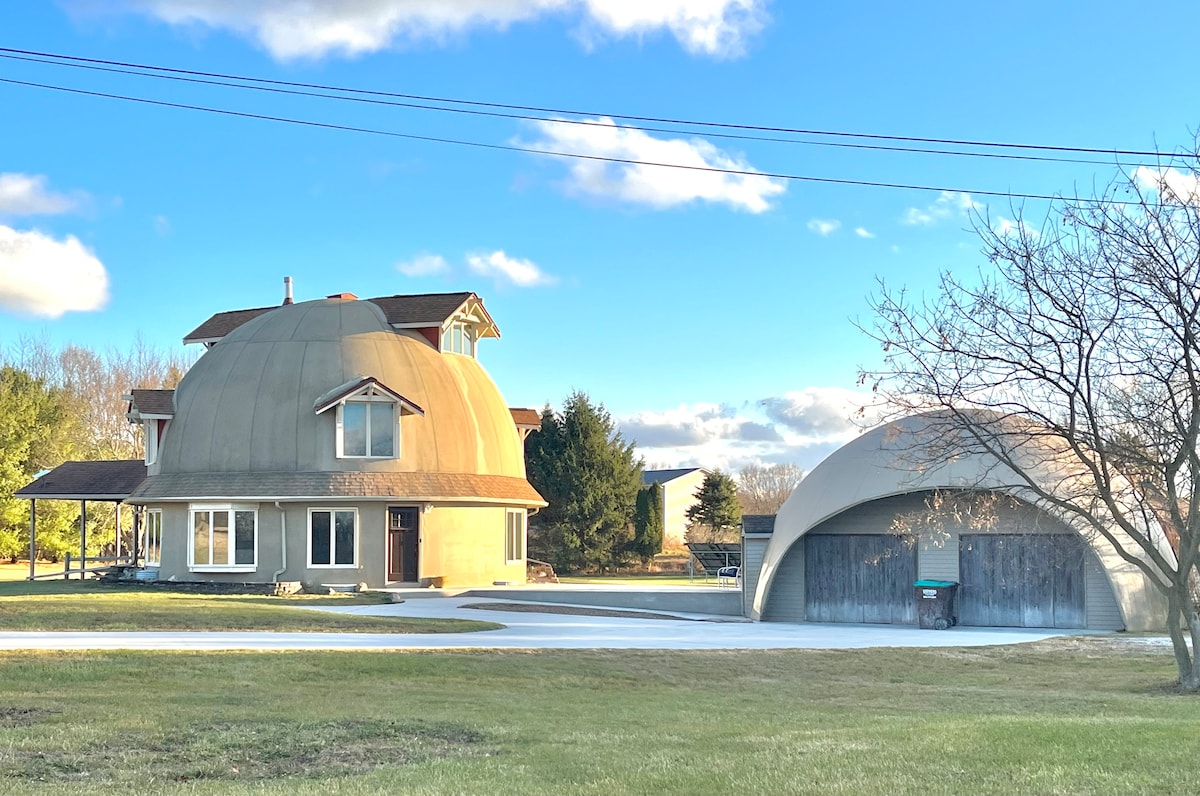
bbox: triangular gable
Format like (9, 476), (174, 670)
(313, 376), (425, 416)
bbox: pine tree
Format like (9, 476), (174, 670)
(685, 470), (742, 543)
(629, 484), (664, 562)
(524, 392), (643, 572)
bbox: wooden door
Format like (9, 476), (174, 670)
(958, 534), (1086, 628)
(804, 534), (917, 624)
(387, 507), (419, 583)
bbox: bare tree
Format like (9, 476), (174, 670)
(864, 155), (1200, 689)
(736, 463), (805, 515)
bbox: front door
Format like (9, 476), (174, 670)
(387, 506), (419, 583)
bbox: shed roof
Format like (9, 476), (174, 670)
(742, 515), (776, 535)
(15, 460), (148, 501)
(183, 291), (494, 345)
(128, 388), (175, 417)
(509, 408), (542, 428)
(642, 467), (705, 486)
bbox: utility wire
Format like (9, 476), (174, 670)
(0, 50), (1135, 168)
(0, 45), (1190, 162)
(0, 74), (1162, 207)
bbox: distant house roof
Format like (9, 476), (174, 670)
(642, 467), (705, 486)
(742, 515), (776, 535)
(127, 388), (175, 418)
(183, 292), (498, 345)
(15, 460), (148, 501)
(509, 408), (542, 429)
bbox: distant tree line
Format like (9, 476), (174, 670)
(0, 337), (191, 562)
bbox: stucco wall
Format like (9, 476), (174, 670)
(147, 500), (525, 588)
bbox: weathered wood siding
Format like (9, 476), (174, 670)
(804, 534), (917, 624)
(958, 534), (1085, 628)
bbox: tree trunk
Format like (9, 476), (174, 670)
(1167, 593), (1200, 691)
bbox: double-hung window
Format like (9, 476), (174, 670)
(143, 509), (162, 567)
(505, 509), (526, 563)
(309, 508), (357, 567)
(189, 505), (257, 571)
(340, 399), (395, 457)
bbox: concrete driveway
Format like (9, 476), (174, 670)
(0, 596), (1088, 651)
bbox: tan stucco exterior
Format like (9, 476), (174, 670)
(135, 296), (543, 587)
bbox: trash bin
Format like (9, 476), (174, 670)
(914, 580), (958, 630)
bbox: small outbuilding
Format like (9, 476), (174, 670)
(749, 415), (1169, 631)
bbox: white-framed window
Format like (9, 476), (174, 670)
(440, 321), (475, 357)
(505, 509), (526, 563)
(309, 508), (358, 568)
(144, 421), (159, 465)
(143, 509), (162, 567)
(336, 393), (397, 459)
(188, 504), (257, 571)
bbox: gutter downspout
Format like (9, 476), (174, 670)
(272, 501), (287, 582)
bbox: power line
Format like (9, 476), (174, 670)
(0, 49), (1135, 168)
(0, 74), (1160, 207)
(1, 45), (1190, 162)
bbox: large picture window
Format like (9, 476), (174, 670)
(309, 509), (357, 567)
(143, 509), (162, 567)
(505, 509), (526, 563)
(189, 505), (257, 570)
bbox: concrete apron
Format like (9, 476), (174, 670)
(0, 595), (1101, 652)
(379, 583), (744, 616)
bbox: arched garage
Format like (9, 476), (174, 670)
(751, 416), (1169, 631)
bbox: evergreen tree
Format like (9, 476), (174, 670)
(685, 470), (742, 543)
(525, 392), (643, 572)
(629, 484), (664, 562)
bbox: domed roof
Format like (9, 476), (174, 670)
(140, 297), (539, 503)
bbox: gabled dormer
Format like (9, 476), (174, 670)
(124, 389), (175, 465)
(314, 376), (425, 459)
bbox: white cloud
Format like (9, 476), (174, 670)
(992, 215), (1038, 238)
(467, 250), (555, 287)
(522, 116), (785, 212)
(617, 388), (881, 471)
(0, 226), (109, 318)
(0, 173), (80, 216)
(153, 214), (172, 236)
(396, 252), (449, 277)
(806, 218), (840, 236)
(902, 190), (983, 226)
(854, 226), (874, 238)
(1134, 166), (1200, 205)
(123, 0), (768, 60)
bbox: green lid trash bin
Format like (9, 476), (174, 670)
(914, 580), (958, 630)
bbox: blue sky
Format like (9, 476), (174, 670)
(3, 1), (1200, 473)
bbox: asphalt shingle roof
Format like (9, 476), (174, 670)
(16, 460), (148, 500)
(183, 292), (482, 344)
(129, 389), (175, 416)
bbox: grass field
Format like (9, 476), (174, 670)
(0, 640), (1194, 794)
(0, 579), (498, 634)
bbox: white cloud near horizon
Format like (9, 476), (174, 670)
(806, 218), (840, 236)
(522, 117), (785, 212)
(467, 250), (555, 287)
(854, 226), (874, 238)
(1134, 166), (1200, 205)
(617, 387), (881, 472)
(902, 190), (982, 226)
(396, 252), (449, 277)
(0, 226), (109, 318)
(122, 0), (769, 60)
(0, 173), (81, 216)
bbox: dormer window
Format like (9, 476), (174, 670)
(314, 377), (425, 460)
(441, 321), (475, 357)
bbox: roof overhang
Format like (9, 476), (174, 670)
(313, 376), (425, 416)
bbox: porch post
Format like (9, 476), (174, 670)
(114, 503), (121, 560)
(80, 499), (87, 580)
(28, 499), (36, 580)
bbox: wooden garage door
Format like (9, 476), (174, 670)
(958, 534), (1086, 628)
(804, 534), (917, 624)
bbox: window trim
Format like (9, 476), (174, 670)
(505, 509), (526, 563)
(335, 389), (399, 460)
(307, 507), (359, 569)
(440, 319), (476, 357)
(143, 508), (162, 567)
(187, 503), (258, 573)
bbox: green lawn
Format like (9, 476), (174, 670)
(0, 580), (499, 634)
(0, 641), (1195, 794)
